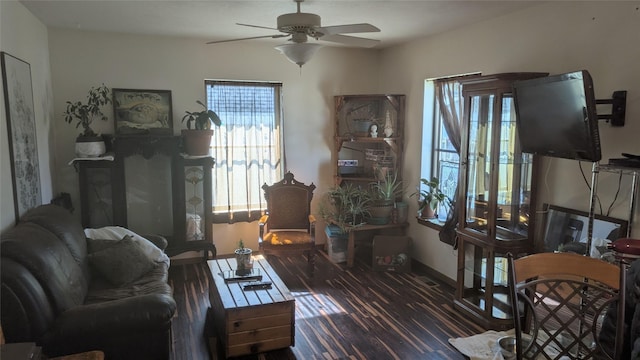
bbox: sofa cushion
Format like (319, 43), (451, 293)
(84, 226), (169, 266)
(88, 236), (157, 286)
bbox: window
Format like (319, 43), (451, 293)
(432, 81), (461, 215)
(422, 77), (467, 218)
(205, 80), (284, 223)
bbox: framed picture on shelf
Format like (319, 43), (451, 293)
(1, 52), (42, 219)
(113, 88), (173, 136)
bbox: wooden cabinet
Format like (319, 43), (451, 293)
(76, 156), (126, 229)
(454, 73), (546, 330)
(208, 258), (295, 358)
(169, 155), (216, 258)
(75, 136), (216, 260)
(333, 94), (405, 184)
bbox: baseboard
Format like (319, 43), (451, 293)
(411, 259), (456, 289)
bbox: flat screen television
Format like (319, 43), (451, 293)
(513, 70), (601, 162)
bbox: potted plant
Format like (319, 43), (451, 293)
(369, 173), (403, 224)
(181, 100), (222, 156)
(234, 239), (253, 275)
(320, 183), (372, 233)
(412, 177), (450, 219)
(63, 84), (112, 157)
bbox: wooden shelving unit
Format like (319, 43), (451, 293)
(333, 94), (405, 186)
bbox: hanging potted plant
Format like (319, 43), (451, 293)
(235, 239), (253, 275)
(181, 100), (222, 156)
(412, 177), (450, 219)
(63, 84), (112, 157)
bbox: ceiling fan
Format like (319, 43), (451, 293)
(207, 0), (381, 68)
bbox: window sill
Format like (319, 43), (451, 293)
(416, 216), (445, 231)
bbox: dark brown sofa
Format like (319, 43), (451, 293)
(0, 204), (176, 359)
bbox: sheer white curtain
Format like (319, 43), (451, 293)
(435, 77), (468, 247)
(206, 81), (284, 223)
(435, 79), (464, 153)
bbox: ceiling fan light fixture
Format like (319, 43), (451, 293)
(275, 43), (323, 68)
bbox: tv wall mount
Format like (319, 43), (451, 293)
(597, 90), (627, 127)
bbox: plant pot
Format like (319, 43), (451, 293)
(75, 135), (106, 157)
(420, 205), (436, 219)
(234, 248), (253, 275)
(182, 129), (213, 156)
(395, 201), (408, 223)
(369, 201), (394, 225)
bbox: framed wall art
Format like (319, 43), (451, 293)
(112, 88), (173, 136)
(542, 203), (628, 255)
(1, 52), (42, 219)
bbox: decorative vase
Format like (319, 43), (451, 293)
(420, 205), (436, 219)
(75, 135), (106, 157)
(383, 110), (394, 137)
(181, 129), (213, 156)
(235, 247), (253, 275)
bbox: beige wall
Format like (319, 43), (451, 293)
(379, 2), (640, 280)
(47, 29), (381, 256)
(0, 1), (55, 232)
(4, 1), (639, 279)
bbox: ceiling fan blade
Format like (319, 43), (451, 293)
(237, 23), (278, 31)
(207, 34), (288, 45)
(317, 23), (380, 36)
(320, 34), (380, 48)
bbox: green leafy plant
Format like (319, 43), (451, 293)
(412, 177), (450, 212)
(235, 239), (251, 255)
(182, 100), (222, 130)
(63, 84), (112, 138)
(371, 172), (403, 204)
(320, 183), (372, 232)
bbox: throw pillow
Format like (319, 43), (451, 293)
(84, 226), (169, 265)
(88, 235), (157, 285)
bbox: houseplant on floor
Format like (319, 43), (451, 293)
(413, 177), (449, 219)
(64, 84), (112, 157)
(181, 100), (222, 156)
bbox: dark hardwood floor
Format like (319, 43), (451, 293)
(168, 248), (484, 360)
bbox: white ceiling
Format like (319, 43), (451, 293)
(20, 0), (541, 49)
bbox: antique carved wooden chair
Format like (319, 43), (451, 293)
(507, 252), (625, 360)
(259, 172), (316, 277)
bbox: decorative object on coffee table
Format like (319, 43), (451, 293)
(1, 51), (42, 218)
(234, 239), (253, 275)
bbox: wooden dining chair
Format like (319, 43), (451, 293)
(507, 252), (625, 360)
(258, 172), (316, 277)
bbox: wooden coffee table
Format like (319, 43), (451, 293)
(207, 256), (295, 359)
